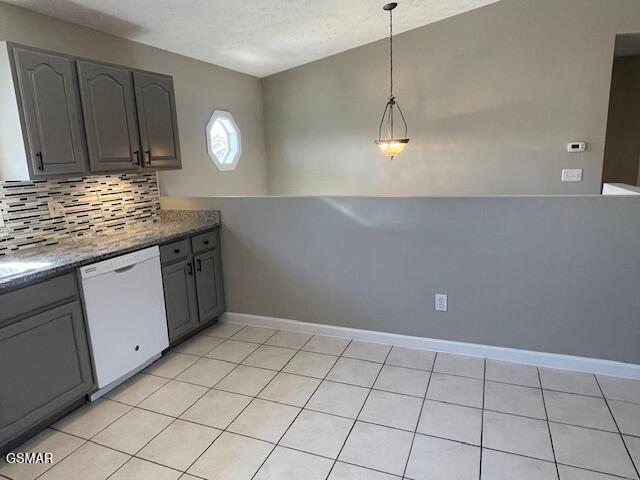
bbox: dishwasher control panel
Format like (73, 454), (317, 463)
(80, 246), (160, 278)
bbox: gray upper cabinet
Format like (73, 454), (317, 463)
(77, 61), (141, 172)
(134, 72), (181, 170)
(11, 46), (88, 178)
(0, 41), (182, 180)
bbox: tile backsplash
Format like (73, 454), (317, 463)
(0, 173), (160, 255)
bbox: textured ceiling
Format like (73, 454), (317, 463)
(5, 0), (499, 77)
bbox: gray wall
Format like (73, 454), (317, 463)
(602, 55), (640, 187)
(0, 2), (269, 196)
(262, 0), (640, 196)
(162, 195), (640, 364)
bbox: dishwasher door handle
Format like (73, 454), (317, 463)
(114, 264), (137, 274)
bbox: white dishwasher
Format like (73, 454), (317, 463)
(79, 246), (169, 400)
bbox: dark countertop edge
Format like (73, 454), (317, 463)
(0, 217), (220, 292)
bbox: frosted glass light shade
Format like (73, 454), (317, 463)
(375, 139), (409, 158)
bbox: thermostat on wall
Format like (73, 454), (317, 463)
(567, 142), (587, 153)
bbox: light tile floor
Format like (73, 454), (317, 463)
(2, 322), (640, 480)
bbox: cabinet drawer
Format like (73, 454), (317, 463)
(160, 238), (191, 264)
(0, 273), (78, 325)
(191, 230), (218, 254)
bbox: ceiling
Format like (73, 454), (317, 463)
(6, 0), (499, 77)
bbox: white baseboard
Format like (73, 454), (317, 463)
(221, 312), (640, 380)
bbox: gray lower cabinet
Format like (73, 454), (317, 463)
(0, 277), (94, 450)
(194, 249), (225, 322)
(161, 228), (225, 343)
(77, 60), (141, 172)
(11, 46), (88, 177)
(162, 258), (199, 341)
(134, 72), (181, 170)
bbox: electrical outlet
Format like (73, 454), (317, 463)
(435, 293), (448, 312)
(561, 169), (582, 182)
(566, 142), (587, 153)
(47, 199), (65, 218)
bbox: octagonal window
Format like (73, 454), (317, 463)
(206, 110), (241, 171)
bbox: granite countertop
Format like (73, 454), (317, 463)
(0, 210), (220, 291)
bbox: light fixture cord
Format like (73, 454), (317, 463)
(389, 7), (393, 98)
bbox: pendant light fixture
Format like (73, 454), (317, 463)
(375, 2), (409, 159)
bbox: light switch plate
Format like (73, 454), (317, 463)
(435, 293), (448, 312)
(562, 169), (583, 182)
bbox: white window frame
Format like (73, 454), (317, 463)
(206, 110), (242, 171)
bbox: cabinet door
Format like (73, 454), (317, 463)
(12, 47), (87, 177)
(77, 61), (141, 172)
(194, 248), (225, 323)
(162, 258), (199, 342)
(0, 301), (93, 446)
(133, 71), (181, 170)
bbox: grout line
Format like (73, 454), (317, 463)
(38, 400), (135, 480)
(479, 358), (487, 480)
(152, 367), (430, 398)
(101, 416), (181, 478)
(105, 373), (170, 405)
(245, 334), (344, 479)
(325, 342), (390, 479)
(99, 366), (223, 480)
(178, 327), (284, 478)
(103, 448), (184, 480)
(400, 352), (437, 479)
(538, 368), (561, 480)
(91, 376), (190, 477)
(255, 337), (354, 479)
(554, 462), (638, 480)
(594, 376), (640, 480)
(325, 459), (404, 479)
(10, 435), (88, 480)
